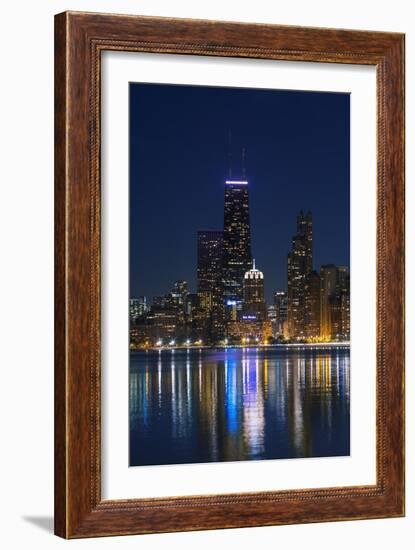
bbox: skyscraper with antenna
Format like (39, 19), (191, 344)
(222, 146), (253, 312)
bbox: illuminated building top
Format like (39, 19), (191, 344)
(244, 259), (264, 280)
(225, 180), (248, 185)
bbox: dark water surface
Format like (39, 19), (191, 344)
(129, 347), (350, 466)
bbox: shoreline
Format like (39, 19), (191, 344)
(131, 342), (351, 353)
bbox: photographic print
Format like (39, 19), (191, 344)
(129, 82), (350, 467)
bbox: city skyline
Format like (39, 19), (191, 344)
(130, 83), (350, 304)
(130, 176), (350, 346)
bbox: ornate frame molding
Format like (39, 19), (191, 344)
(55, 11), (404, 538)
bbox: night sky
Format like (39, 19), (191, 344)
(130, 83), (350, 304)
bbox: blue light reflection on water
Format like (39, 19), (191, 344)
(129, 347), (350, 466)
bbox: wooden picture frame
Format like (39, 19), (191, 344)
(54, 11), (405, 538)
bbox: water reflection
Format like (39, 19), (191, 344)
(130, 347), (350, 466)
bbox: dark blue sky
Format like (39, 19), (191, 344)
(130, 83), (350, 303)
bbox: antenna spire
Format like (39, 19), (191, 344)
(242, 147), (246, 179)
(228, 129), (232, 179)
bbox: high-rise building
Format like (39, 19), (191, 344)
(274, 290), (288, 337)
(305, 271), (321, 338)
(197, 230), (224, 340)
(337, 266), (350, 341)
(340, 292), (350, 341)
(242, 260), (267, 321)
(197, 231), (223, 301)
(337, 266), (349, 288)
(319, 265), (350, 341)
(296, 210), (313, 273)
(320, 264), (339, 340)
(287, 211), (313, 339)
(222, 180), (252, 310)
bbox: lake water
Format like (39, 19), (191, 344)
(129, 347), (350, 466)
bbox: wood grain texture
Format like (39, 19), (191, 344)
(54, 11), (67, 538)
(54, 11), (405, 538)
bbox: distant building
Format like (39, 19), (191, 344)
(274, 290), (288, 337)
(185, 293), (206, 341)
(340, 292), (350, 341)
(267, 304), (277, 336)
(305, 271), (321, 338)
(227, 319), (272, 344)
(152, 295), (166, 307)
(185, 292), (198, 321)
(129, 298), (177, 348)
(320, 264), (338, 340)
(337, 266), (350, 341)
(287, 211), (313, 339)
(197, 230), (224, 340)
(146, 307), (177, 340)
(320, 265), (350, 341)
(130, 297), (147, 322)
(165, 280), (188, 324)
(172, 280), (188, 303)
(197, 231), (223, 296)
(242, 260), (267, 321)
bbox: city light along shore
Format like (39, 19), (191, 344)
(133, 342), (350, 353)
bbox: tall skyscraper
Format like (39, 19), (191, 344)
(197, 230), (224, 339)
(222, 180), (253, 309)
(287, 211), (313, 339)
(242, 260), (267, 321)
(296, 210), (313, 273)
(197, 231), (223, 299)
